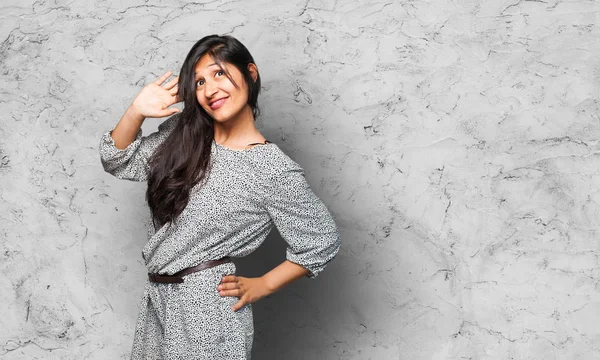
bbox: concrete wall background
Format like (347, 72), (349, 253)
(2, 0), (600, 359)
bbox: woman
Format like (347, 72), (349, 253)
(98, 34), (341, 359)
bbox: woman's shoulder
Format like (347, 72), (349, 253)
(247, 142), (304, 180)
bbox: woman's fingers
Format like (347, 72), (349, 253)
(232, 299), (246, 312)
(166, 79), (181, 103)
(163, 75), (179, 90)
(218, 275), (242, 297)
(131, 72), (182, 118)
(218, 279), (242, 296)
(219, 282), (240, 290)
(220, 275), (237, 283)
(153, 71), (173, 86)
(219, 289), (241, 297)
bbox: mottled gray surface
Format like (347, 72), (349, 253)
(1, 0), (600, 359)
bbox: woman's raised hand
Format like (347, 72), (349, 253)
(130, 71), (182, 118)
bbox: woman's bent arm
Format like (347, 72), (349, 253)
(261, 259), (310, 293)
(111, 104), (145, 150)
(98, 112), (181, 181)
(98, 71), (182, 181)
(218, 260), (310, 311)
(111, 70), (181, 149)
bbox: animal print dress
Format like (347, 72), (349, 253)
(98, 113), (341, 359)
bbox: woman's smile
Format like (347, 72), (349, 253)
(209, 97), (228, 110)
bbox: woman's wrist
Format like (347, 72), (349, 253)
(260, 275), (276, 296)
(126, 103), (145, 123)
(260, 260), (310, 296)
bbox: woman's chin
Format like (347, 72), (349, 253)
(211, 109), (245, 124)
(211, 114), (230, 123)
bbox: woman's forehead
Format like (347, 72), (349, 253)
(195, 55), (221, 70)
(194, 62), (220, 74)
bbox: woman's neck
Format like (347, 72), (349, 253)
(213, 105), (263, 147)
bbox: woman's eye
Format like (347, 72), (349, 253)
(195, 70), (223, 87)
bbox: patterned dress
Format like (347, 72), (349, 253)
(98, 113), (341, 360)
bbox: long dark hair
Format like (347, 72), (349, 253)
(146, 34), (261, 230)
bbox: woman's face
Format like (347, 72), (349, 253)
(194, 53), (250, 123)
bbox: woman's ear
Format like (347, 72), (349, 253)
(248, 63), (258, 83)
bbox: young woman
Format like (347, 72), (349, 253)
(98, 34), (341, 359)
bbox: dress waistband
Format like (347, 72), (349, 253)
(148, 257), (233, 283)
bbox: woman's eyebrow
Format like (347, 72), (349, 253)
(194, 63), (221, 75)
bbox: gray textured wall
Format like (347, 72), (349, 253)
(2, 0), (600, 359)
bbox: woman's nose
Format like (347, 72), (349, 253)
(204, 80), (218, 98)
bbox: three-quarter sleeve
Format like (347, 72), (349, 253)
(263, 162), (341, 278)
(98, 113), (180, 182)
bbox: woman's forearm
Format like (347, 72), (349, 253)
(262, 260), (311, 295)
(111, 104), (145, 150)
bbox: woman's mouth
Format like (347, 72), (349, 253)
(209, 97), (228, 110)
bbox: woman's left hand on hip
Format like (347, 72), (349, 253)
(218, 275), (272, 311)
